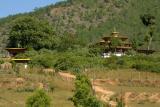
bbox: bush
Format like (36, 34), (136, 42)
(26, 89), (51, 107)
(54, 57), (77, 71)
(0, 59), (4, 64)
(132, 62), (160, 73)
(131, 54), (160, 73)
(103, 56), (127, 69)
(16, 86), (35, 93)
(72, 74), (103, 107)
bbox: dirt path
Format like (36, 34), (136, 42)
(92, 85), (115, 101)
(58, 72), (160, 106)
(58, 72), (76, 80)
(58, 72), (115, 103)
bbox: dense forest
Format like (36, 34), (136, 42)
(0, 0), (160, 73)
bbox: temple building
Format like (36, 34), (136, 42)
(5, 48), (27, 57)
(98, 31), (132, 57)
(5, 48), (30, 69)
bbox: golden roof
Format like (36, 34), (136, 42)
(11, 58), (31, 61)
(5, 48), (26, 50)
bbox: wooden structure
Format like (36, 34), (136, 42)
(11, 59), (31, 63)
(99, 32), (132, 55)
(5, 48), (27, 57)
(137, 49), (155, 55)
(5, 48), (30, 67)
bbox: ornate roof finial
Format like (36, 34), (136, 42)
(112, 27), (119, 37)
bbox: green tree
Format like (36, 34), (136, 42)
(57, 33), (77, 52)
(54, 56), (76, 71)
(140, 14), (156, 50)
(131, 33), (144, 50)
(8, 16), (57, 50)
(72, 74), (103, 107)
(26, 89), (51, 107)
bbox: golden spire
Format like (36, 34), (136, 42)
(112, 27), (119, 37)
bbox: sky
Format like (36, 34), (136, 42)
(0, 0), (63, 18)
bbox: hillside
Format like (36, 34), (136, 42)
(0, 1), (160, 107)
(0, 0), (160, 52)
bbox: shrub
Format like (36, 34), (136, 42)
(103, 56), (120, 69)
(54, 57), (76, 71)
(0, 59), (4, 64)
(132, 62), (160, 73)
(16, 86), (35, 93)
(26, 89), (51, 107)
(72, 74), (103, 107)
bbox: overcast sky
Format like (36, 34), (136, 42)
(0, 0), (63, 18)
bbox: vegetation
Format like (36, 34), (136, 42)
(0, 59), (4, 64)
(8, 16), (57, 50)
(116, 98), (125, 107)
(26, 89), (51, 107)
(132, 54), (160, 73)
(72, 74), (103, 107)
(140, 14), (156, 50)
(14, 47), (160, 73)
(0, 0), (160, 49)
(0, 1), (160, 106)
(0, 0), (160, 54)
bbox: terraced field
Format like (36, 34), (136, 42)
(0, 69), (159, 107)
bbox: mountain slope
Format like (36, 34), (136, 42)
(0, 0), (160, 52)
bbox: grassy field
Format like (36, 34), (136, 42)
(85, 69), (160, 107)
(0, 68), (159, 107)
(0, 71), (74, 107)
(85, 69), (160, 81)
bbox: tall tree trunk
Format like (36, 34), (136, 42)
(147, 36), (153, 50)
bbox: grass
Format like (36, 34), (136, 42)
(0, 70), (74, 107)
(0, 68), (159, 107)
(85, 69), (160, 107)
(0, 89), (74, 107)
(130, 102), (160, 107)
(85, 69), (160, 81)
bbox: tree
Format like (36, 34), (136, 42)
(57, 33), (77, 52)
(8, 16), (57, 50)
(131, 33), (144, 50)
(72, 74), (103, 107)
(26, 89), (51, 107)
(140, 14), (156, 50)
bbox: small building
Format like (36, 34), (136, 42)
(5, 48), (30, 69)
(5, 48), (27, 57)
(98, 31), (132, 57)
(11, 58), (31, 63)
(137, 49), (155, 55)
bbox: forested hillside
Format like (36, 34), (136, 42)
(0, 0), (160, 51)
(0, 0), (160, 73)
(0, 1), (160, 107)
